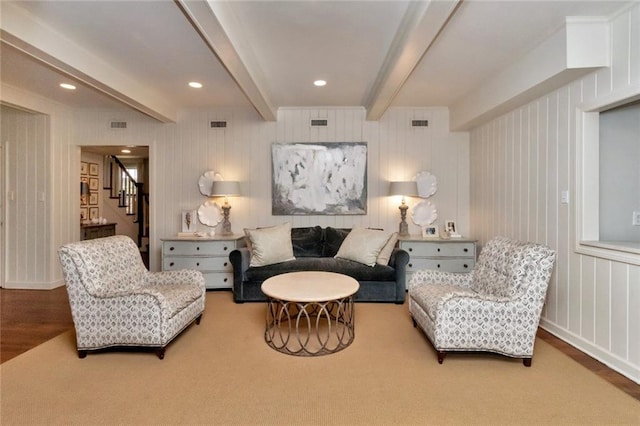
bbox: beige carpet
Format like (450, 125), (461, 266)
(1, 292), (639, 425)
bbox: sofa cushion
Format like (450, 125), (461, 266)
(244, 223), (295, 267)
(335, 227), (393, 267)
(376, 232), (399, 265)
(322, 227), (351, 257)
(291, 226), (324, 257)
(246, 258), (396, 283)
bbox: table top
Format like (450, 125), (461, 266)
(261, 271), (359, 302)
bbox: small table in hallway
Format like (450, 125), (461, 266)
(261, 271), (359, 356)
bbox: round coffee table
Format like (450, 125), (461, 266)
(261, 271), (360, 356)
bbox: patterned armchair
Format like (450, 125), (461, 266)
(408, 237), (555, 366)
(58, 235), (206, 359)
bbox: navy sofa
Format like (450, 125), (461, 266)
(229, 226), (409, 304)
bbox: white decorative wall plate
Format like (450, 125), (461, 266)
(198, 171), (224, 196)
(413, 171), (437, 198)
(197, 200), (223, 226)
(411, 200), (438, 227)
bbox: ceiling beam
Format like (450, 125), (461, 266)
(0, 2), (178, 123)
(176, 0), (277, 121)
(364, 0), (460, 121)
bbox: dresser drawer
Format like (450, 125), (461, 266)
(163, 256), (232, 272)
(203, 272), (233, 289)
(402, 241), (475, 258)
(406, 258), (474, 273)
(162, 240), (235, 256)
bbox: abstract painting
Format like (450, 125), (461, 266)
(272, 142), (367, 215)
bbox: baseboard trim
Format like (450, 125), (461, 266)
(539, 319), (640, 385)
(2, 279), (65, 290)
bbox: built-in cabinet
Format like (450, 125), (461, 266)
(161, 235), (245, 290)
(399, 236), (476, 287)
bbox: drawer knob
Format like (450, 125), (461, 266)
(196, 262), (200, 266)
(223, 246), (228, 251)
(464, 264), (469, 268)
(408, 263), (412, 268)
(408, 248), (413, 252)
(169, 246), (175, 251)
(224, 262), (228, 267)
(437, 264), (441, 268)
(464, 248), (468, 252)
(170, 262), (174, 267)
(196, 247), (200, 251)
(223, 278), (228, 282)
(437, 248), (441, 252)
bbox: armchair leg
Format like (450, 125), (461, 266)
(78, 350), (87, 359)
(156, 347), (165, 360)
(195, 314), (203, 325)
(523, 358), (532, 367)
(437, 351), (446, 364)
(411, 317), (417, 328)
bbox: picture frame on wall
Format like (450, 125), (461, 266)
(89, 163), (99, 176)
(89, 192), (98, 205)
(89, 178), (99, 191)
(80, 207), (88, 221)
(89, 207), (99, 220)
(81, 194), (88, 206)
(81, 162), (88, 175)
(271, 142), (368, 215)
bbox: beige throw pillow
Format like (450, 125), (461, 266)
(376, 232), (399, 265)
(335, 227), (392, 267)
(244, 223), (295, 267)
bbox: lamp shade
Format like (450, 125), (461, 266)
(388, 181), (418, 197)
(211, 181), (241, 197)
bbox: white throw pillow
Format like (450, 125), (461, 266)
(376, 232), (399, 265)
(244, 223), (295, 267)
(335, 227), (392, 267)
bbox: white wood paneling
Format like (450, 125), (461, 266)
(468, 3), (640, 383)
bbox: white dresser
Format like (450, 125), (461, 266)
(161, 235), (245, 290)
(399, 236), (476, 288)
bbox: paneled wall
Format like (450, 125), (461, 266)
(152, 106), (469, 271)
(469, 4), (640, 382)
(1, 86), (75, 290)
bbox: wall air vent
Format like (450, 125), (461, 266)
(412, 120), (429, 127)
(210, 121), (227, 128)
(310, 119), (328, 127)
(110, 121), (127, 129)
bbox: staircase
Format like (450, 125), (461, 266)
(103, 155), (149, 255)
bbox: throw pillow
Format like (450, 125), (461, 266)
(335, 227), (392, 267)
(291, 226), (324, 257)
(376, 232), (399, 265)
(244, 223), (295, 267)
(322, 227), (351, 257)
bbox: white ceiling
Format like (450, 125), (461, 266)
(0, 0), (631, 122)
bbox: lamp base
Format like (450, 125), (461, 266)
(398, 203), (410, 237)
(219, 204), (233, 236)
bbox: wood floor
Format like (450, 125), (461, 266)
(1, 286), (639, 402)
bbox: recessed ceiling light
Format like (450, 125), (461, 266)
(189, 82), (203, 89)
(313, 80), (327, 87)
(121, 149), (131, 154)
(60, 83), (76, 90)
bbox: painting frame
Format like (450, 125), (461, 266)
(89, 178), (99, 191)
(89, 207), (99, 220)
(80, 207), (88, 221)
(81, 161), (88, 175)
(89, 192), (98, 205)
(271, 142), (368, 215)
(89, 163), (99, 176)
